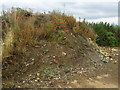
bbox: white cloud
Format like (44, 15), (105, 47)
(86, 17), (118, 25)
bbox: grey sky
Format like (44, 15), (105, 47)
(0, 0), (119, 24)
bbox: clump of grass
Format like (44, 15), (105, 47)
(78, 46), (83, 52)
(2, 8), (97, 60)
(73, 22), (96, 42)
(64, 15), (76, 29)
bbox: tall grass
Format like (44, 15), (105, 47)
(2, 8), (96, 60)
(73, 22), (96, 42)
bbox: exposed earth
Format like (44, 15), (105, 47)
(1, 33), (118, 88)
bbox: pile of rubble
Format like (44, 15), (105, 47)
(97, 47), (118, 64)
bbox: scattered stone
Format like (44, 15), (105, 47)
(35, 80), (38, 82)
(36, 78), (40, 80)
(18, 86), (21, 88)
(35, 45), (40, 48)
(113, 61), (117, 64)
(47, 55), (51, 58)
(53, 55), (56, 58)
(105, 57), (109, 60)
(110, 58), (113, 61)
(53, 60), (58, 64)
(62, 52), (67, 56)
(71, 80), (77, 84)
(37, 73), (40, 76)
(26, 64), (29, 66)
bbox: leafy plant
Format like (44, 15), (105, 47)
(78, 46), (83, 52)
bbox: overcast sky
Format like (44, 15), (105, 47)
(0, 0), (119, 25)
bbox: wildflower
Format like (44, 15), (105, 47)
(26, 17), (29, 19)
(18, 17), (22, 19)
(20, 47), (22, 48)
(63, 28), (66, 30)
(59, 19), (63, 21)
(54, 18), (57, 20)
(20, 42), (24, 45)
(60, 22), (64, 24)
(63, 31), (67, 33)
(29, 40), (33, 42)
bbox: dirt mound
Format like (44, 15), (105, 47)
(2, 32), (101, 88)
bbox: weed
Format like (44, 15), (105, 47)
(42, 49), (49, 54)
(42, 70), (54, 77)
(63, 69), (71, 73)
(69, 43), (74, 48)
(100, 59), (109, 63)
(78, 46), (83, 52)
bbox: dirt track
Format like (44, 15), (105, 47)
(44, 47), (118, 88)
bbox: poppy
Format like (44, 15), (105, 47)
(18, 17), (22, 19)
(63, 31), (67, 33)
(63, 28), (66, 30)
(54, 18), (57, 20)
(60, 22), (64, 24)
(20, 42), (24, 45)
(26, 17), (29, 19)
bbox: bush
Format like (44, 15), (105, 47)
(88, 22), (119, 47)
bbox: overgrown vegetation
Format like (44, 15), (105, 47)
(88, 22), (120, 47)
(2, 7), (119, 62)
(2, 8), (95, 60)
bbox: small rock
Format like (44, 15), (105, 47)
(18, 86), (21, 88)
(26, 64), (29, 66)
(110, 58), (113, 61)
(105, 57), (109, 60)
(73, 70), (77, 73)
(71, 80), (77, 84)
(36, 78), (40, 80)
(53, 55), (56, 58)
(37, 73), (40, 76)
(62, 52), (67, 56)
(100, 55), (104, 58)
(53, 60), (58, 64)
(113, 61), (117, 64)
(35, 80), (38, 82)
(47, 55), (50, 58)
(81, 68), (84, 70)
(35, 45), (40, 48)
(29, 74), (32, 77)
(112, 48), (117, 52)
(77, 68), (81, 70)
(67, 82), (70, 84)
(31, 58), (34, 61)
